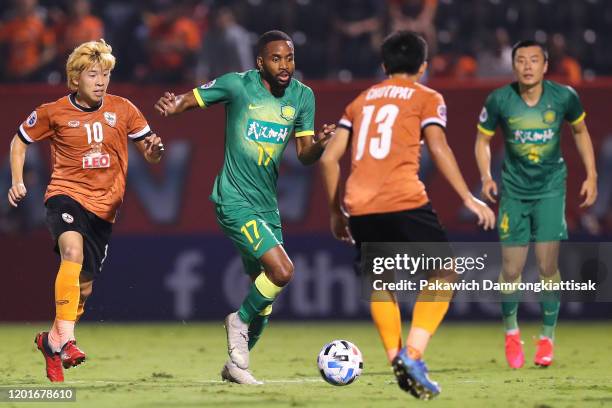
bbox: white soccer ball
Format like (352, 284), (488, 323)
(317, 339), (363, 386)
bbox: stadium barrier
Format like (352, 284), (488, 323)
(1, 81), (611, 321)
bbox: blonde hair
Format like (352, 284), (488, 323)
(66, 39), (116, 91)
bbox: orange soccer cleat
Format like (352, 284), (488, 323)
(534, 337), (554, 367)
(505, 331), (525, 369)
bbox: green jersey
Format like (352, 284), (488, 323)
(477, 80), (585, 199)
(193, 70), (315, 211)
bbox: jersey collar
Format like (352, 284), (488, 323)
(69, 93), (103, 112)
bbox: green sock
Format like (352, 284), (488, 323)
(540, 291), (560, 339)
(237, 272), (282, 324)
(540, 271), (561, 340)
(501, 293), (519, 332)
(248, 314), (270, 350)
(238, 284), (273, 324)
(499, 273), (521, 332)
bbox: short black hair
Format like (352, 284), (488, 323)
(381, 31), (427, 75)
(511, 40), (548, 62)
(257, 30), (293, 56)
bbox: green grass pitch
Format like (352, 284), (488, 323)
(1, 322), (611, 407)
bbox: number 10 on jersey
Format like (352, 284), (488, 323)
(84, 122), (104, 144)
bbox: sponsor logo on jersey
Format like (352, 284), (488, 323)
(104, 112), (117, 127)
(83, 144), (111, 168)
(68, 120), (80, 128)
(512, 128), (554, 144)
(26, 111), (37, 127)
(280, 105), (296, 121)
(542, 109), (556, 125)
(62, 213), (74, 224)
(248, 104), (264, 110)
(437, 105), (447, 121)
(201, 79), (216, 89)
(246, 119), (290, 144)
(83, 153), (111, 168)
(479, 107), (488, 123)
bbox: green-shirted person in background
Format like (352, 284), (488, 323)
(475, 40), (597, 369)
(155, 30), (335, 384)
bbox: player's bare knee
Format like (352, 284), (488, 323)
(272, 260), (294, 286)
(501, 267), (522, 282)
(537, 263), (557, 278)
(60, 246), (84, 264)
(80, 281), (93, 298)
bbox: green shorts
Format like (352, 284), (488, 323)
(498, 194), (567, 245)
(215, 205), (283, 276)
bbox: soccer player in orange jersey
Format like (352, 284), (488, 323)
(7, 39), (164, 382)
(320, 31), (495, 399)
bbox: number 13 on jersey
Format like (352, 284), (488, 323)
(355, 104), (399, 160)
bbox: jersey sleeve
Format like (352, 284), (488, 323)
(17, 105), (54, 144)
(338, 99), (355, 133)
(477, 92), (500, 136)
(192, 72), (238, 108)
(564, 85), (586, 125)
(125, 99), (151, 142)
(421, 92), (447, 129)
(294, 86), (315, 138)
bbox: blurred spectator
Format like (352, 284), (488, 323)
(388, 0), (437, 54)
(53, 0), (104, 59)
(547, 33), (582, 86)
(328, 0), (384, 80)
(430, 52), (477, 80)
(143, 1), (201, 83)
(476, 27), (513, 79)
(196, 6), (252, 83)
(0, 0), (56, 81)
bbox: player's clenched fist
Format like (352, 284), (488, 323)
(8, 182), (27, 207)
(317, 123), (336, 148)
(154, 92), (178, 116)
(143, 133), (164, 162)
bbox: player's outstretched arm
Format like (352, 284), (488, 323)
(571, 119), (598, 208)
(295, 124), (336, 165)
(154, 91), (199, 117)
(475, 131), (498, 203)
(319, 126), (353, 244)
(424, 125), (496, 230)
(134, 133), (164, 164)
(7, 135), (28, 207)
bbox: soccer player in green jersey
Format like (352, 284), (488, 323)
(154, 31), (335, 384)
(475, 40), (597, 368)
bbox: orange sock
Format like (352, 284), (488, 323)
(412, 300), (450, 336)
(55, 260), (81, 321)
(370, 293), (402, 362)
(76, 296), (86, 322)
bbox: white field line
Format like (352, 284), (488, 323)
(10, 378), (484, 386)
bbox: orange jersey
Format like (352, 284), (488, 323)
(18, 94), (151, 222)
(339, 77), (447, 216)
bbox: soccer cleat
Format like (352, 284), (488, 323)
(221, 361), (263, 385)
(224, 312), (250, 369)
(392, 348), (440, 400)
(505, 331), (525, 369)
(34, 332), (64, 382)
(534, 337), (554, 367)
(60, 340), (86, 369)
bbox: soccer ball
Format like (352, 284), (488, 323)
(317, 339), (363, 386)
